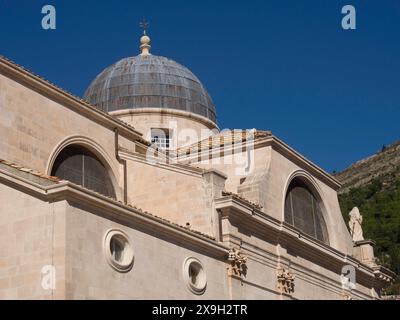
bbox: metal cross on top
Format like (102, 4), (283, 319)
(140, 19), (149, 35)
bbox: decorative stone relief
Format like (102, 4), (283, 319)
(276, 267), (295, 294)
(227, 248), (247, 278)
(342, 291), (353, 300)
(376, 272), (392, 283)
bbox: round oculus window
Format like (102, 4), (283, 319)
(183, 257), (207, 295)
(104, 229), (134, 272)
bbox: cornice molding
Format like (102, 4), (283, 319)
(215, 195), (392, 286)
(178, 135), (341, 190)
(0, 167), (229, 259)
(109, 107), (219, 131)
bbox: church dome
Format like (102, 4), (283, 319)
(83, 49), (217, 124)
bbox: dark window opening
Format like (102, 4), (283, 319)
(284, 178), (329, 244)
(51, 145), (116, 199)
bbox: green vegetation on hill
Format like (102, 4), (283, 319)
(338, 167), (400, 294)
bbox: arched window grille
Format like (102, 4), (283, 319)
(51, 145), (116, 198)
(284, 178), (329, 244)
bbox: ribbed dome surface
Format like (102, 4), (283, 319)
(84, 55), (217, 123)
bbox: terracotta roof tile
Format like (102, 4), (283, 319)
(62, 184), (216, 241)
(176, 130), (272, 156)
(222, 190), (263, 210)
(0, 159), (60, 183)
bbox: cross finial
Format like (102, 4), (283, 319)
(140, 19), (149, 35)
(139, 19), (151, 55)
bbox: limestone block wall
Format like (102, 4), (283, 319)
(125, 158), (225, 237)
(0, 173), (378, 300)
(225, 224), (280, 299)
(190, 144), (354, 254)
(0, 183), (66, 299)
(222, 211), (376, 300)
(284, 242), (376, 300)
(263, 149), (353, 254)
(64, 201), (229, 299)
(229, 257), (279, 299)
(193, 146), (271, 201)
(0, 72), (139, 202)
(0, 176), (230, 300)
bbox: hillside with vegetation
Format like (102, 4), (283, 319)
(334, 141), (400, 294)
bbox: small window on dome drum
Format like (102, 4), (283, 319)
(51, 145), (116, 199)
(284, 178), (329, 244)
(151, 128), (171, 150)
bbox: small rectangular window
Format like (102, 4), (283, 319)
(151, 128), (172, 150)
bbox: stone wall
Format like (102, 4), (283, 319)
(125, 157), (225, 237)
(0, 71), (225, 237)
(187, 143), (354, 255)
(64, 200), (229, 299)
(0, 72), (138, 202)
(0, 168), (382, 300)
(0, 182), (66, 299)
(219, 203), (376, 300)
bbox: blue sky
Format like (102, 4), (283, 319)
(0, 0), (399, 172)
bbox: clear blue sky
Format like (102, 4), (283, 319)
(1, 0), (399, 173)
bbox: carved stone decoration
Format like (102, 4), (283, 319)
(227, 248), (247, 278)
(349, 207), (364, 242)
(276, 267), (295, 295)
(342, 291), (352, 300)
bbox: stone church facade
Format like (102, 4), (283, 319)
(0, 32), (394, 299)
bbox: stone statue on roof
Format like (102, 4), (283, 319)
(349, 207), (364, 242)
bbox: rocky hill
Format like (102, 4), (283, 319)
(334, 141), (400, 294)
(335, 141), (400, 194)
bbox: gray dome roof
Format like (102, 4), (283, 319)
(84, 55), (217, 124)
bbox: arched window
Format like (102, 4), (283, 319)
(51, 145), (116, 198)
(284, 178), (329, 244)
